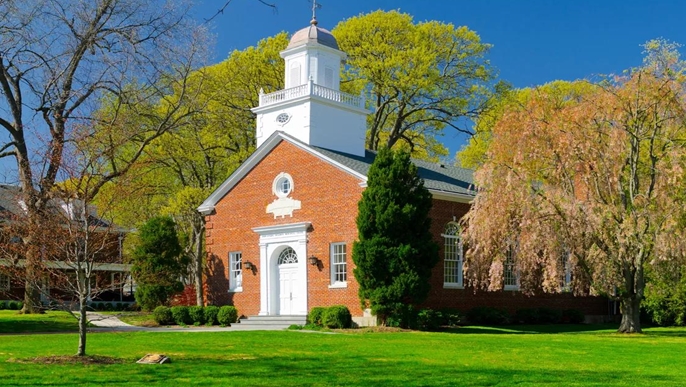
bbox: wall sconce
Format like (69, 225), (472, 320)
(308, 255), (319, 266)
(244, 261), (254, 270)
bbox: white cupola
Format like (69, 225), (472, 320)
(251, 16), (368, 156)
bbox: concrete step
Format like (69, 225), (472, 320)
(238, 315), (307, 328)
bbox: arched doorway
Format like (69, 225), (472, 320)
(277, 247), (299, 315)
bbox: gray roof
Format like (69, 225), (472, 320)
(287, 23), (339, 50)
(313, 147), (476, 197)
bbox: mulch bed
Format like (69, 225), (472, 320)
(9, 355), (124, 365)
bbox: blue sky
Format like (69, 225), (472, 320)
(193, 0), (686, 155)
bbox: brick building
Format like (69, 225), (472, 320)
(198, 18), (610, 325)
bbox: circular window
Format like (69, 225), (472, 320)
(272, 172), (294, 198)
(275, 112), (291, 126)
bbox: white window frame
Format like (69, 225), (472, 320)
(328, 242), (347, 289)
(0, 273), (9, 290)
(503, 248), (520, 290)
(229, 251), (243, 292)
(442, 222), (463, 288)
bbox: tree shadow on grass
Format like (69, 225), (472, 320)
(442, 324), (618, 335)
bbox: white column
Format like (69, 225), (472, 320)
(258, 241), (269, 316)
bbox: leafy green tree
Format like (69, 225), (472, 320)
(333, 10), (500, 161)
(130, 216), (187, 311)
(352, 147), (439, 325)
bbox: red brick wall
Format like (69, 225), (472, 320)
(205, 141), (609, 318)
(204, 140), (364, 316)
(423, 199), (609, 316)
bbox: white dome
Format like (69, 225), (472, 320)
(286, 20), (339, 50)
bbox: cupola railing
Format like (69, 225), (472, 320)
(259, 80), (365, 110)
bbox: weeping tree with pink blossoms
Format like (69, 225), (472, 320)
(462, 39), (686, 333)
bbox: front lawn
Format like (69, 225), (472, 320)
(0, 310), (80, 334)
(1, 324), (685, 386)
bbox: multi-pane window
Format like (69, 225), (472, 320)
(0, 273), (9, 290)
(229, 252), (242, 292)
(443, 222), (463, 287)
(330, 243), (347, 286)
(504, 248), (519, 290)
(559, 250), (572, 291)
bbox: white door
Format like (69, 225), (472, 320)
(278, 265), (298, 315)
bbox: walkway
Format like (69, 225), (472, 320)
(86, 312), (288, 332)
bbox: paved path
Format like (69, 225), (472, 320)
(86, 312), (289, 332)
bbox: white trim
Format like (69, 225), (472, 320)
(329, 242), (347, 287)
(443, 283), (464, 289)
(429, 190), (474, 203)
(253, 221), (309, 316)
(198, 132), (367, 215)
(0, 260), (130, 272)
(252, 221), (311, 236)
(229, 251), (243, 293)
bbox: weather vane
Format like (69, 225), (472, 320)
(309, 0), (322, 25)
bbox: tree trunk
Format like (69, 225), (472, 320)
(618, 295), (642, 333)
(194, 218), (205, 306)
(21, 242), (43, 314)
(77, 296), (88, 356)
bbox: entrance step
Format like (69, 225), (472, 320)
(237, 315), (307, 329)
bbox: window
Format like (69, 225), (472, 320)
(229, 252), (242, 292)
(278, 247), (298, 264)
(0, 273), (9, 290)
(443, 222), (463, 288)
(272, 173), (294, 198)
(330, 243), (347, 288)
(275, 112), (291, 126)
(504, 248), (519, 290)
(559, 250), (572, 291)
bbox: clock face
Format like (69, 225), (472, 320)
(275, 112), (291, 125)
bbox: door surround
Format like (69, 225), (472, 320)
(252, 222), (310, 316)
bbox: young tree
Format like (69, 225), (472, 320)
(352, 147), (439, 325)
(130, 216), (186, 311)
(0, 0), (207, 314)
(463, 40), (686, 333)
(333, 10), (501, 161)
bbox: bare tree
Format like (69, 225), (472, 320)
(0, 0), (208, 314)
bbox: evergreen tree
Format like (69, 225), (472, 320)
(130, 216), (187, 310)
(353, 147), (439, 325)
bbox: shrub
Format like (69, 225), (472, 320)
(417, 308), (443, 331)
(322, 305), (353, 329)
(188, 306), (205, 325)
(562, 309), (585, 324)
(104, 303), (114, 311)
(466, 307), (510, 325)
(384, 304), (418, 329)
(153, 306), (173, 325)
(204, 305), (219, 325)
(0, 301), (5, 310)
(537, 307), (562, 324)
(7, 301), (19, 310)
(438, 308), (463, 327)
(217, 306), (238, 326)
(514, 308), (540, 324)
(135, 283), (184, 312)
(308, 307), (327, 326)
(171, 306), (191, 325)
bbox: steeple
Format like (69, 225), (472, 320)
(251, 9), (368, 156)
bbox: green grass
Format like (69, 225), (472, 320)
(1, 322), (686, 386)
(0, 310), (80, 333)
